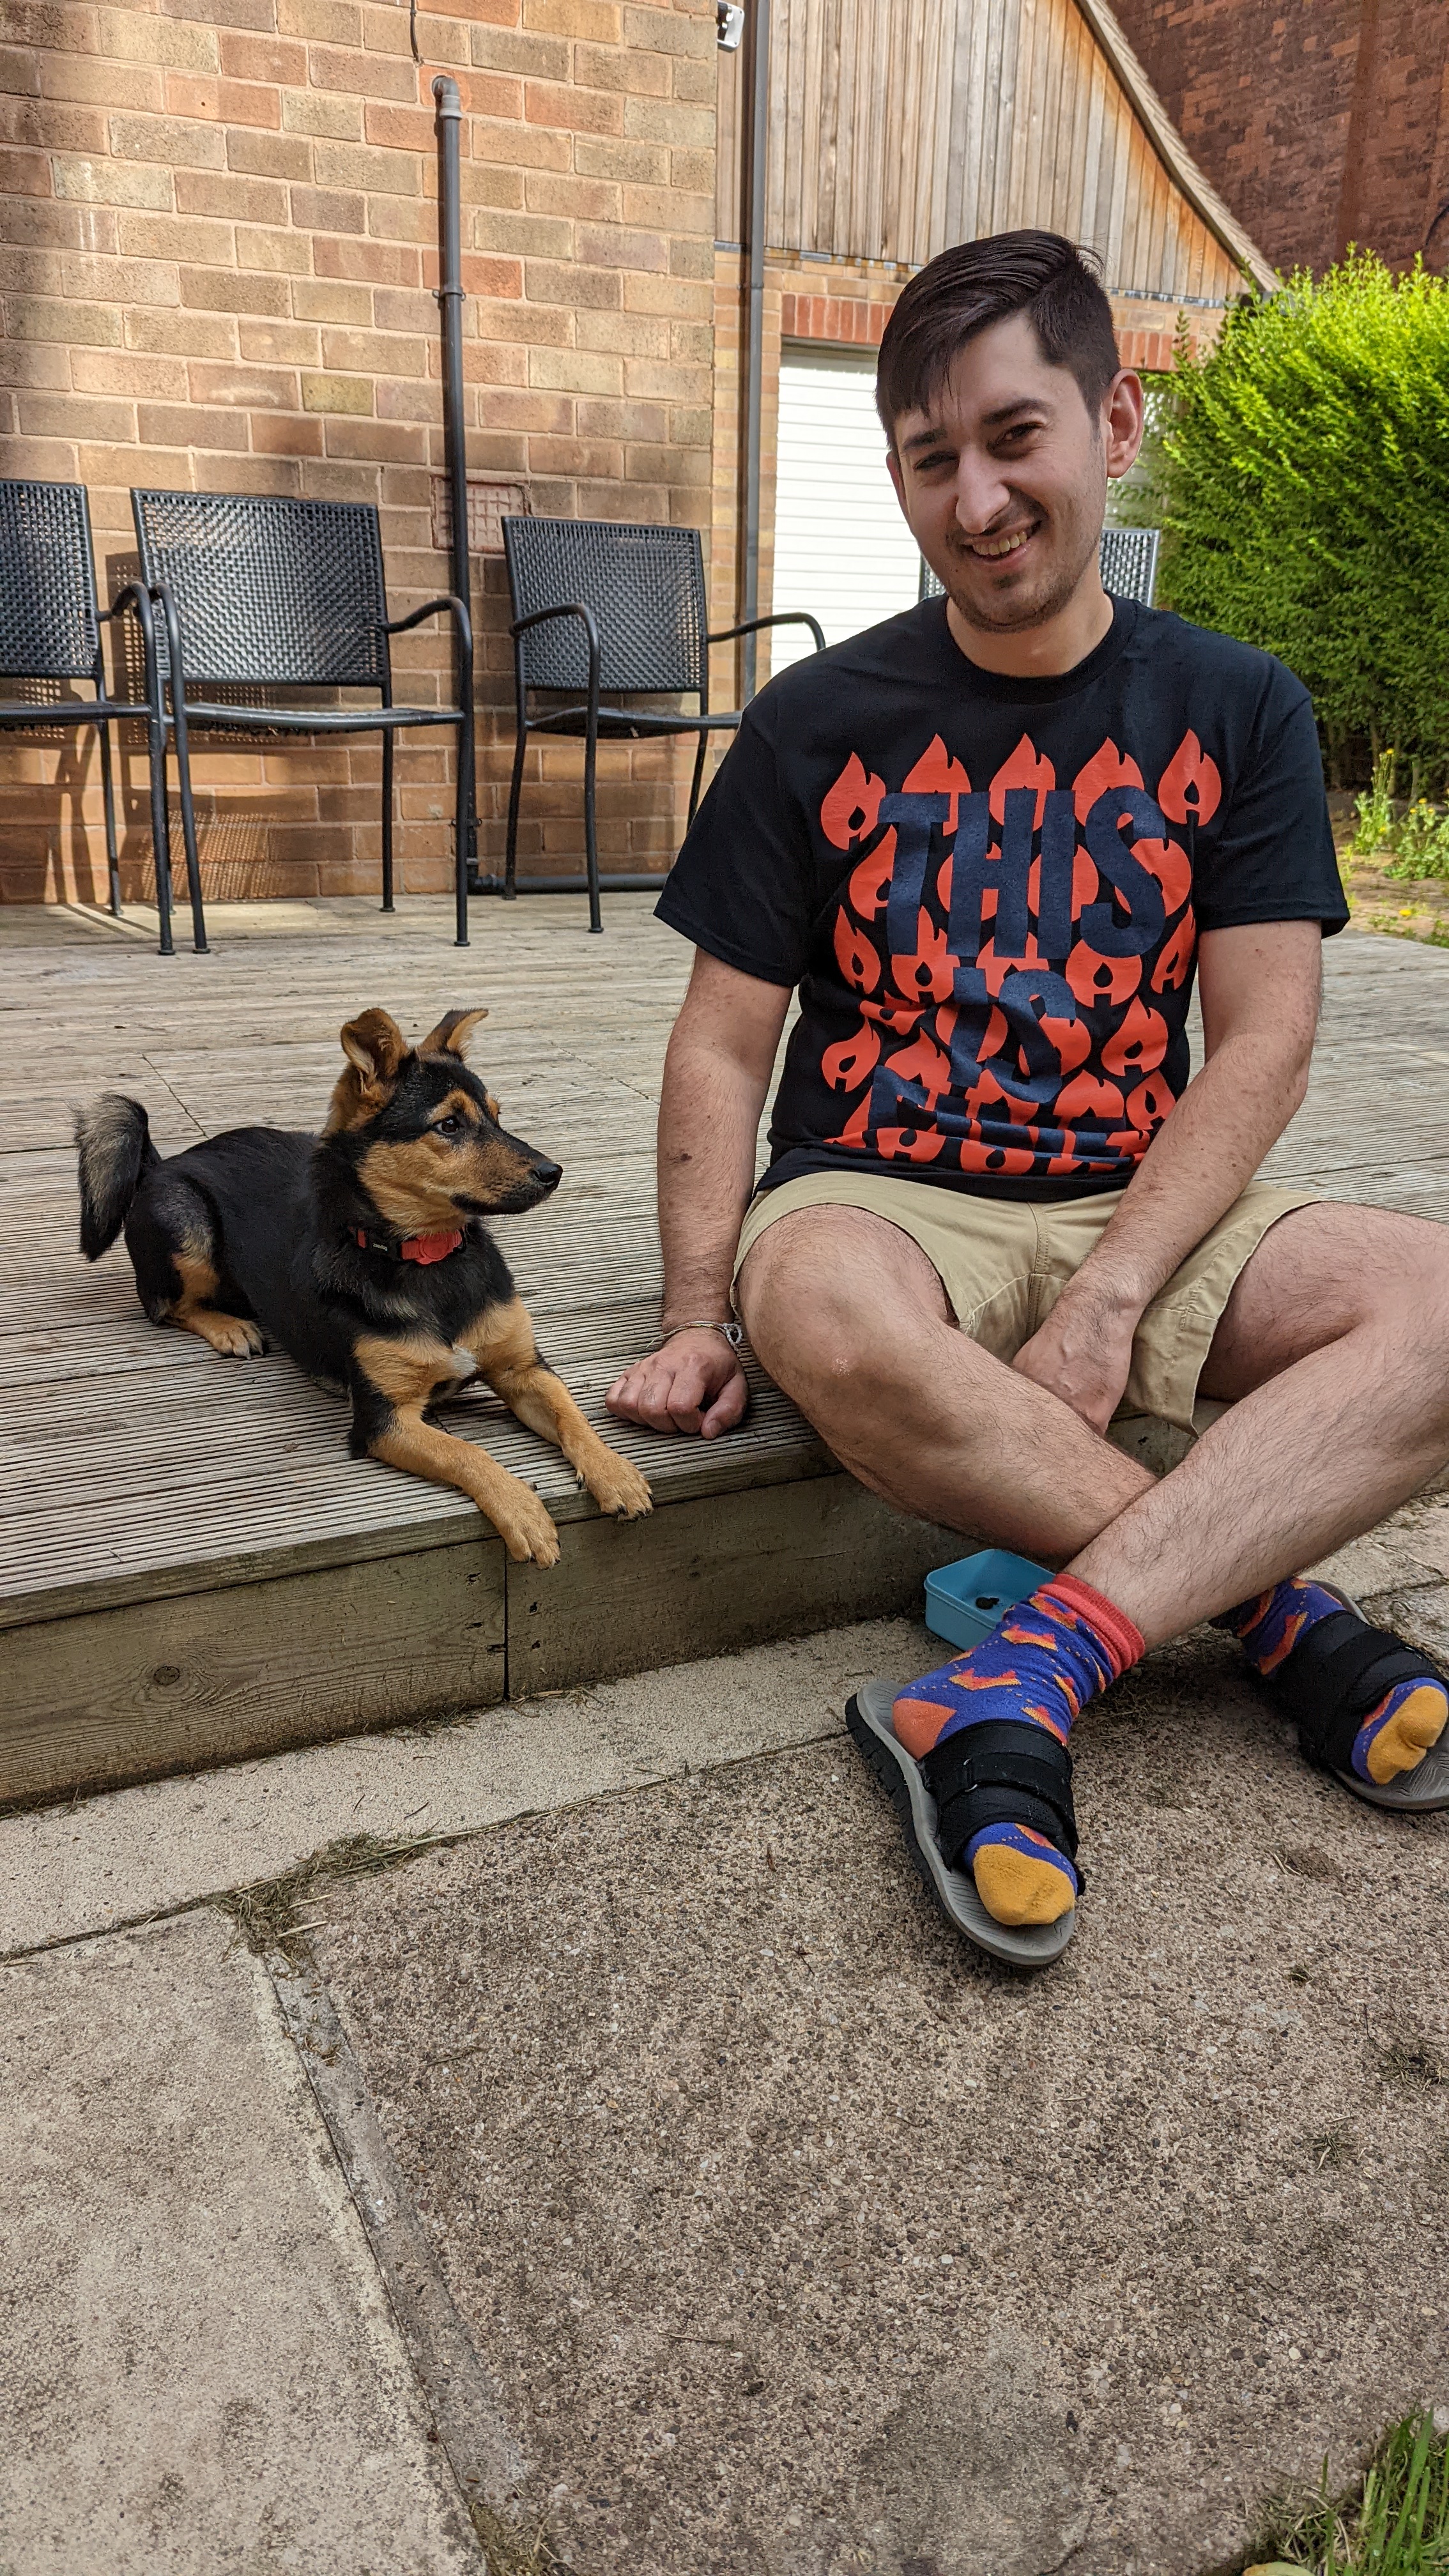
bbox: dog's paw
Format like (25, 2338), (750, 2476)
(208, 1315), (266, 1358)
(488, 1486), (562, 1567)
(584, 1450), (653, 1522)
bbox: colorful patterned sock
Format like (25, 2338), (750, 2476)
(1225, 1579), (1448, 1785)
(893, 1574), (1145, 1926)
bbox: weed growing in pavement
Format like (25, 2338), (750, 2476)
(1378, 2039), (1446, 2091)
(217, 1830), (444, 1956)
(1304, 2125), (1354, 2172)
(1244, 2411), (1449, 2573)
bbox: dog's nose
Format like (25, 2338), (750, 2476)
(532, 1158), (563, 1193)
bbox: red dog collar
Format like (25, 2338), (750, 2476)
(355, 1226), (464, 1266)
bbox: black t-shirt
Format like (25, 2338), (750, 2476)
(656, 595), (1347, 1200)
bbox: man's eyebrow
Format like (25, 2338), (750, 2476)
(901, 397), (1052, 455)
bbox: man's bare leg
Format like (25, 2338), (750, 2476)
(744, 1199), (1449, 1930)
(736, 1204), (1154, 1561)
(1070, 1204), (1449, 1640)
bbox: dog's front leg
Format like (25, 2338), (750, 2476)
(466, 1298), (652, 1523)
(351, 1337), (562, 1565)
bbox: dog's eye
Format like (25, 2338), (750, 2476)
(434, 1115), (463, 1137)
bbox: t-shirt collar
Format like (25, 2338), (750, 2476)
(931, 590), (1138, 703)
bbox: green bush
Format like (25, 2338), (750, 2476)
(1158, 254), (1449, 781)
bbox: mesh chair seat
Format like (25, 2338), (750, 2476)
(131, 488), (475, 946)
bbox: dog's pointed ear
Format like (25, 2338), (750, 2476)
(418, 1007), (489, 1060)
(340, 1008), (411, 1085)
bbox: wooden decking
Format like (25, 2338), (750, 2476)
(2, 893), (1446, 1807)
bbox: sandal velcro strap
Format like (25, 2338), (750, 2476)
(921, 1717), (1078, 1868)
(1273, 1607), (1446, 1777)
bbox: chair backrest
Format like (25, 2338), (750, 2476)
(0, 480), (102, 680)
(130, 490), (389, 687)
(920, 526), (1161, 611)
(1098, 524), (1160, 606)
(502, 518), (709, 695)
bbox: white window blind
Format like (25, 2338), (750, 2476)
(770, 346), (924, 673)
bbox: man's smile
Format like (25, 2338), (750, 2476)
(960, 518), (1041, 560)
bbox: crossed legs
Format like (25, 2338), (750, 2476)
(737, 1199), (1449, 1646)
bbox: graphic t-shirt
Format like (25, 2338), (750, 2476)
(657, 595), (1347, 1200)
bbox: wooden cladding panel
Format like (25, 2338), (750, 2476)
(717, 0), (1250, 301)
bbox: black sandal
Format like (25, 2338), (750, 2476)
(845, 1683), (1078, 1968)
(1268, 1588), (1449, 1813)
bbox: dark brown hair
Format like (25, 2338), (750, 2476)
(876, 230), (1121, 434)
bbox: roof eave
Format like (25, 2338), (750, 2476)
(1073, 0), (1280, 298)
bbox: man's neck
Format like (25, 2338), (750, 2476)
(945, 573), (1115, 682)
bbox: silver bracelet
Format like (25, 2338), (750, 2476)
(660, 1318), (744, 1351)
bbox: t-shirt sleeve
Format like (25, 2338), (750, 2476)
(654, 691), (817, 988)
(1194, 662), (1349, 936)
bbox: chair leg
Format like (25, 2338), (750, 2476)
(381, 730), (394, 912)
(453, 710), (470, 949)
(583, 714), (602, 935)
(149, 722), (174, 960)
(97, 717), (122, 917)
(504, 717), (528, 901)
(167, 695), (208, 954)
(687, 728), (709, 831)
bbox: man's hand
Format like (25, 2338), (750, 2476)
(1011, 1286), (1140, 1435)
(606, 1330), (748, 1439)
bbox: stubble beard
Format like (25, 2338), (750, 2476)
(942, 503), (1104, 636)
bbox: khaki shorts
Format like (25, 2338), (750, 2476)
(733, 1170), (1319, 1434)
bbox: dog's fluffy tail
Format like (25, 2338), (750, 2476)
(75, 1094), (159, 1261)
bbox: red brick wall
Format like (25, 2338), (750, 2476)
(0, 0), (717, 907)
(1110, 0), (1449, 279)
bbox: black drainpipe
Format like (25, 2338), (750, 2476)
(433, 74), (477, 937)
(739, 0), (770, 703)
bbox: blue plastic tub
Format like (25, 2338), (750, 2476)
(923, 1548), (1051, 1652)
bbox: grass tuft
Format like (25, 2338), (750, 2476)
(1379, 2040), (1446, 2092)
(1304, 2125), (1355, 2172)
(217, 1830), (444, 1956)
(1246, 2412), (1449, 2573)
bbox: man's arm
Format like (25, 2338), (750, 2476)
(606, 948), (790, 1437)
(1011, 917), (1322, 1432)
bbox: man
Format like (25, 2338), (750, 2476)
(608, 230), (1449, 1967)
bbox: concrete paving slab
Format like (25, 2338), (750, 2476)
(0, 1910), (480, 2576)
(0, 1618), (923, 1958)
(312, 1623), (1449, 2576)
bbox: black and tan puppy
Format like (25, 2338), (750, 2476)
(74, 1005), (652, 1565)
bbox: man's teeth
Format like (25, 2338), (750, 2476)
(970, 528), (1034, 558)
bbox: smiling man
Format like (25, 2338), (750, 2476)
(607, 230), (1449, 1966)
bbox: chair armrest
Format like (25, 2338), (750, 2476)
(509, 601), (602, 714)
(708, 611), (827, 654)
(383, 592), (474, 656)
(100, 580), (162, 704)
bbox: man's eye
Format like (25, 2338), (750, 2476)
(436, 1116), (462, 1137)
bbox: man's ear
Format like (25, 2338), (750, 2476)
(418, 1007), (489, 1059)
(339, 1008), (411, 1085)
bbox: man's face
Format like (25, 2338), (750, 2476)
(886, 310), (1144, 637)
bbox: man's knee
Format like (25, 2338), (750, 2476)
(738, 1206), (949, 1394)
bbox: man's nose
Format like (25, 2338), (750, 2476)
(953, 461), (1013, 537)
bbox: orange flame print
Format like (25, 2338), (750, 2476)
(820, 751), (887, 850)
(1157, 730), (1222, 826)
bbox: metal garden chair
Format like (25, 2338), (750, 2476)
(1098, 524), (1160, 604)
(130, 490), (475, 949)
(0, 478), (200, 954)
(500, 516), (824, 932)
